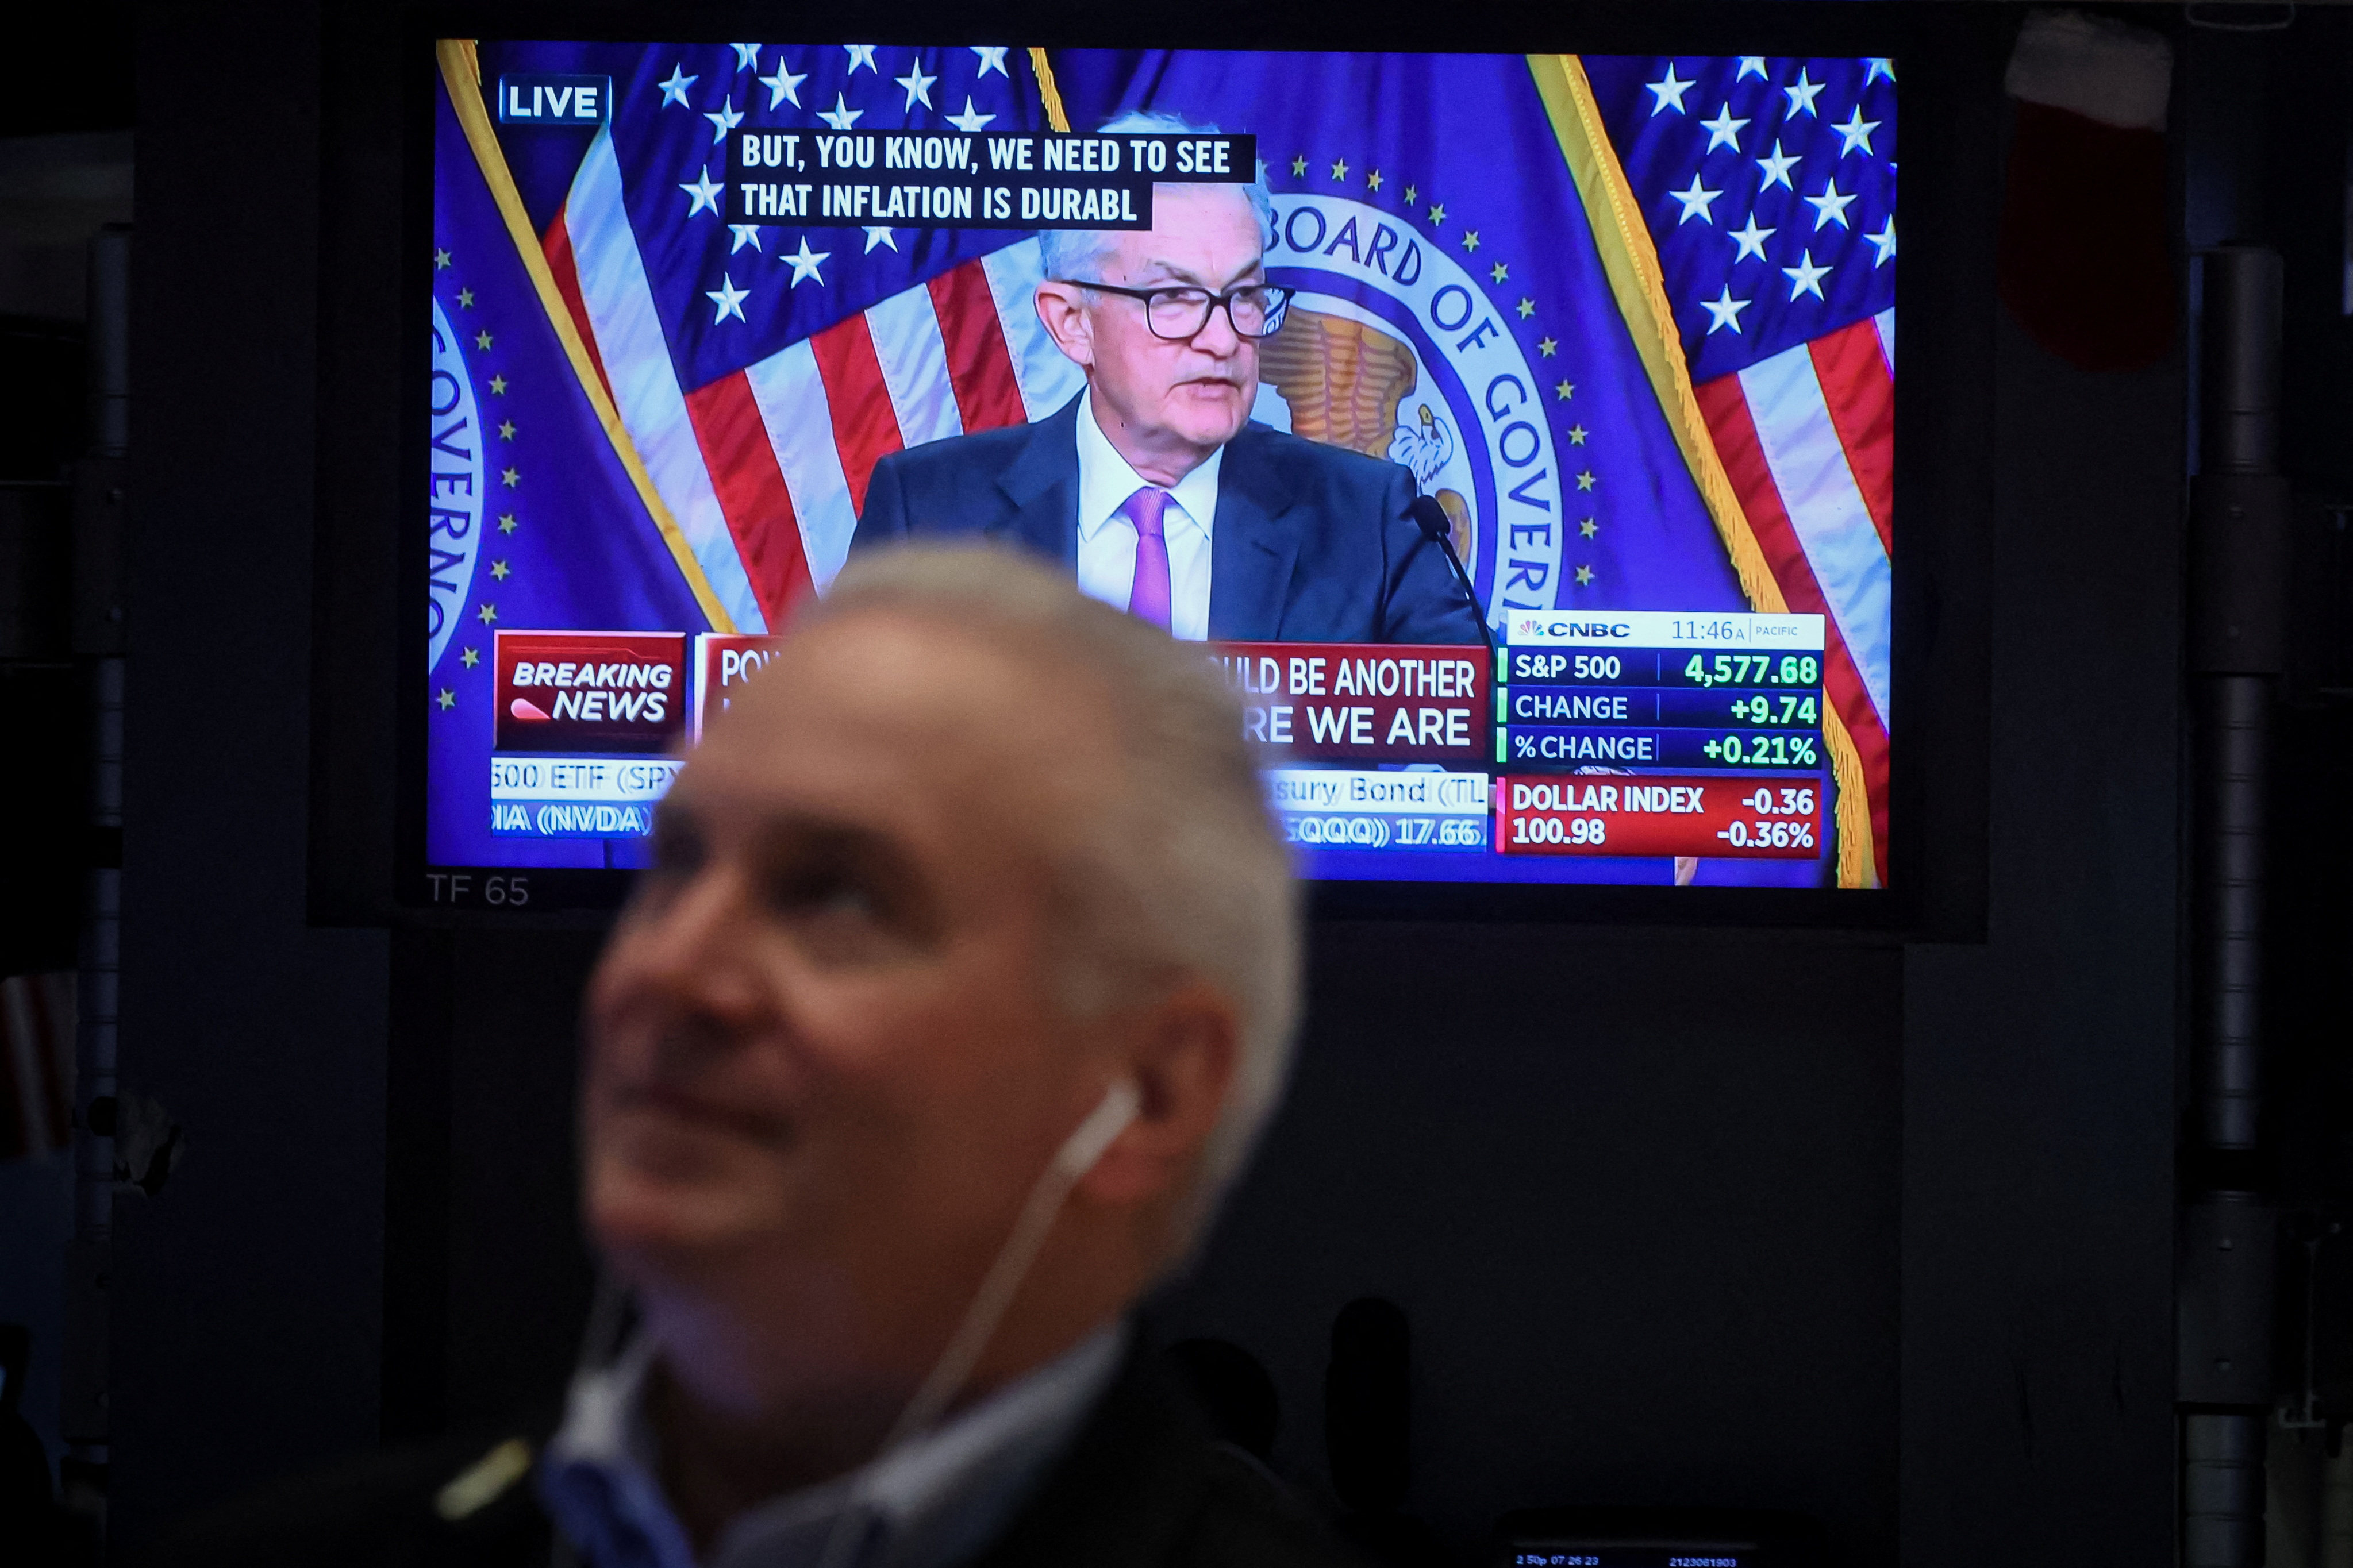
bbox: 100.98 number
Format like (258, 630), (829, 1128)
(1509, 815), (1606, 846)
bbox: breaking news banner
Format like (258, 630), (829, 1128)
(494, 631), (686, 752)
(490, 631), (687, 838)
(729, 131), (1254, 228)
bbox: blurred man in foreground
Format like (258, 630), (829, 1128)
(161, 546), (1337, 1567)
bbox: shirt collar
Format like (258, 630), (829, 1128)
(540, 1322), (1126, 1568)
(1074, 387), (1222, 544)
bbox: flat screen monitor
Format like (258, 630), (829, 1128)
(413, 37), (1900, 911)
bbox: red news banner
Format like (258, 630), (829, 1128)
(1214, 643), (1489, 761)
(495, 631), (687, 753)
(683, 638), (1496, 760)
(1496, 775), (1821, 858)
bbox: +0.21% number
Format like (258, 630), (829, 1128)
(1718, 784), (1818, 850)
(1701, 733), (1819, 766)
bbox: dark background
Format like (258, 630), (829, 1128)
(17, 0), (2353, 1563)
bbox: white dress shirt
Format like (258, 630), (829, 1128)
(1072, 388), (1221, 641)
(537, 1324), (1125, 1568)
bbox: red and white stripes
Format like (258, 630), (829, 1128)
(1695, 308), (1894, 884)
(549, 129), (769, 634)
(544, 128), (1083, 633)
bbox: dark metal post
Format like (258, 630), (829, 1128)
(2179, 245), (2290, 1568)
(60, 221), (130, 1554)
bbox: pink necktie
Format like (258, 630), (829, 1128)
(1122, 487), (1173, 631)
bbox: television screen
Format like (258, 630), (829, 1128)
(420, 38), (1894, 901)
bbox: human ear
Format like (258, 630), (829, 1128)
(1033, 284), (1096, 371)
(1074, 979), (1237, 1209)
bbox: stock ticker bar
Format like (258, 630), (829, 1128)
(1492, 610), (1829, 860)
(474, 619), (1831, 862)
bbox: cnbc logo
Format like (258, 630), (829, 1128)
(495, 74), (612, 126)
(1510, 617), (1634, 641)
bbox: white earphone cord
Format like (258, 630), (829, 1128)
(812, 1079), (1143, 1568)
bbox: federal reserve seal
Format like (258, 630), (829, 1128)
(1253, 194), (1563, 623)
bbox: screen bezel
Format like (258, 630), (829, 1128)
(328, 0), (1994, 934)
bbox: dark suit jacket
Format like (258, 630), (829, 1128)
(852, 394), (1484, 646)
(143, 1350), (1362, 1568)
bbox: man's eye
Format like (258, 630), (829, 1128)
(766, 868), (878, 922)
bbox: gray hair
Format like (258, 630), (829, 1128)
(1036, 110), (1276, 284)
(808, 542), (1302, 1256)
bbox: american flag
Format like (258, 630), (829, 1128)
(478, 39), (1076, 635)
(1586, 55), (1896, 885)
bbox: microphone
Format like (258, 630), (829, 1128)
(1408, 494), (1498, 673)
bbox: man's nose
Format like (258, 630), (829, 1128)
(621, 870), (764, 1015)
(1190, 298), (1244, 356)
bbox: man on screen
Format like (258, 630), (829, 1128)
(851, 113), (1484, 646)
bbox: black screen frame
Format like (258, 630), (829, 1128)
(311, 0), (1998, 937)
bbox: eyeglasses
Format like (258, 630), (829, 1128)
(1060, 281), (1296, 341)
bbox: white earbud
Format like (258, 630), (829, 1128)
(814, 1078), (1146, 1568)
(1051, 1079), (1143, 1181)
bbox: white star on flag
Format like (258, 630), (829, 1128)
(1755, 139), (1799, 192)
(758, 61), (806, 109)
(782, 236), (831, 286)
(1736, 56), (1768, 80)
(1867, 217), (1897, 266)
(1864, 57), (1896, 85)
(1645, 65), (1694, 115)
(729, 44), (761, 71)
(1701, 286), (1752, 335)
(679, 165), (724, 216)
(659, 64), (698, 108)
(1699, 103), (1749, 153)
(728, 224), (763, 254)
(1728, 215), (1774, 263)
(705, 273), (750, 323)
(1832, 107), (1881, 157)
(704, 97), (743, 143)
(972, 46), (1009, 78)
(1782, 250), (1832, 301)
(1804, 178), (1858, 230)
(844, 45), (878, 74)
(818, 93), (864, 130)
(895, 60), (937, 111)
(863, 227), (898, 253)
(1783, 70), (1825, 118)
(1667, 174), (1722, 225)
(947, 96), (995, 132)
